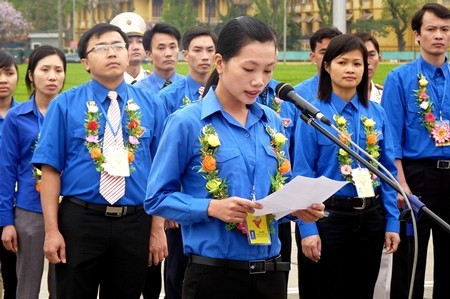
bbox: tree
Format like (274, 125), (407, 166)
(382, 0), (426, 51)
(0, 1), (29, 43)
(161, 0), (198, 35)
(316, 0), (332, 27)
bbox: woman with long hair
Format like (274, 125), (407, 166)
(0, 45), (66, 299)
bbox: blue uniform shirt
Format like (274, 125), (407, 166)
(293, 93), (400, 237)
(157, 74), (202, 114)
(0, 99), (19, 147)
(382, 56), (450, 159)
(294, 74), (320, 103)
(32, 80), (167, 205)
(135, 71), (185, 95)
(0, 97), (43, 225)
(145, 87), (291, 261)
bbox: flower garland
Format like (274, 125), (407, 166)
(415, 73), (450, 144)
(182, 96), (191, 106)
(31, 136), (41, 192)
(84, 99), (144, 172)
(271, 96), (283, 115)
(199, 124), (289, 234)
(333, 114), (380, 187)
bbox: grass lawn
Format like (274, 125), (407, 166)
(14, 61), (400, 102)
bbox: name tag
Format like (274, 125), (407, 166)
(352, 167), (375, 198)
(103, 146), (130, 177)
(246, 214), (271, 245)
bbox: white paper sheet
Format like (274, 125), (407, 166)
(253, 175), (348, 219)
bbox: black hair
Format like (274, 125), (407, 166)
(0, 50), (18, 80)
(78, 23), (129, 59)
(353, 32), (380, 54)
(412, 3), (450, 34)
(309, 27), (342, 52)
(204, 16), (278, 94)
(143, 23), (181, 52)
(182, 27), (217, 51)
(25, 45), (67, 95)
(318, 34), (369, 107)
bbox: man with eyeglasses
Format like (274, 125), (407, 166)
(31, 23), (168, 298)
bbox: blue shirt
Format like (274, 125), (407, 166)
(32, 80), (167, 205)
(0, 99), (19, 147)
(294, 74), (320, 103)
(157, 74), (202, 114)
(0, 97), (43, 225)
(135, 71), (185, 95)
(145, 87), (290, 261)
(293, 93), (400, 237)
(381, 56), (450, 159)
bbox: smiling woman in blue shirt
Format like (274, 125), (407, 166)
(145, 16), (325, 299)
(293, 34), (400, 299)
(0, 45), (66, 299)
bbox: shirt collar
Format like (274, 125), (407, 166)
(419, 55), (449, 79)
(201, 86), (267, 122)
(91, 79), (128, 104)
(330, 92), (360, 114)
(186, 74), (202, 96)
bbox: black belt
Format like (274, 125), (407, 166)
(64, 197), (144, 217)
(189, 255), (290, 274)
(403, 158), (450, 170)
(325, 193), (380, 210)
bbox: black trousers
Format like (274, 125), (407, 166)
(183, 261), (287, 299)
(278, 222), (292, 284)
(161, 227), (188, 299)
(57, 200), (150, 299)
(297, 204), (385, 299)
(391, 159), (450, 299)
(0, 226), (17, 299)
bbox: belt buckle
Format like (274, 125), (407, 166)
(249, 260), (266, 274)
(105, 206), (124, 217)
(437, 160), (450, 169)
(353, 198), (366, 210)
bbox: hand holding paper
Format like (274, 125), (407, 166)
(253, 175), (348, 219)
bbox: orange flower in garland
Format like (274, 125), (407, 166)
(265, 125), (290, 192)
(334, 114), (380, 187)
(415, 73), (450, 144)
(84, 98), (144, 172)
(199, 124), (285, 234)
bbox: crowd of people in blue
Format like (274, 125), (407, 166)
(0, 2), (449, 299)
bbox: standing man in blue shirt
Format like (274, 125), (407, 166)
(157, 26), (217, 299)
(294, 27), (342, 102)
(135, 23), (184, 94)
(31, 23), (168, 299)
(158, 27), (216, 114)
(382, 4), (450, 299)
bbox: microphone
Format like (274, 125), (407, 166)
(275, 83), (331, 126)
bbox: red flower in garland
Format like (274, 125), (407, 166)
(87, 121), (98, 130)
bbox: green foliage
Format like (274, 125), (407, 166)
(317, 0), (332, 27)
(13, 62), (400, 103)
(381, 0), (428, 50)
(162, 0), (198, 34)
(350, 19), (391, 37)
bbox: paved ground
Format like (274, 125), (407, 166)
(39, 223), (434, 298)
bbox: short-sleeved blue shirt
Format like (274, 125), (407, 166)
(32, 80), (167, 205)
(135, 71), (185, 95)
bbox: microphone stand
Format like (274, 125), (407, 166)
(299, 112), (450, 234)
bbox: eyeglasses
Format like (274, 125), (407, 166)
(86, 43), (127, 55)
